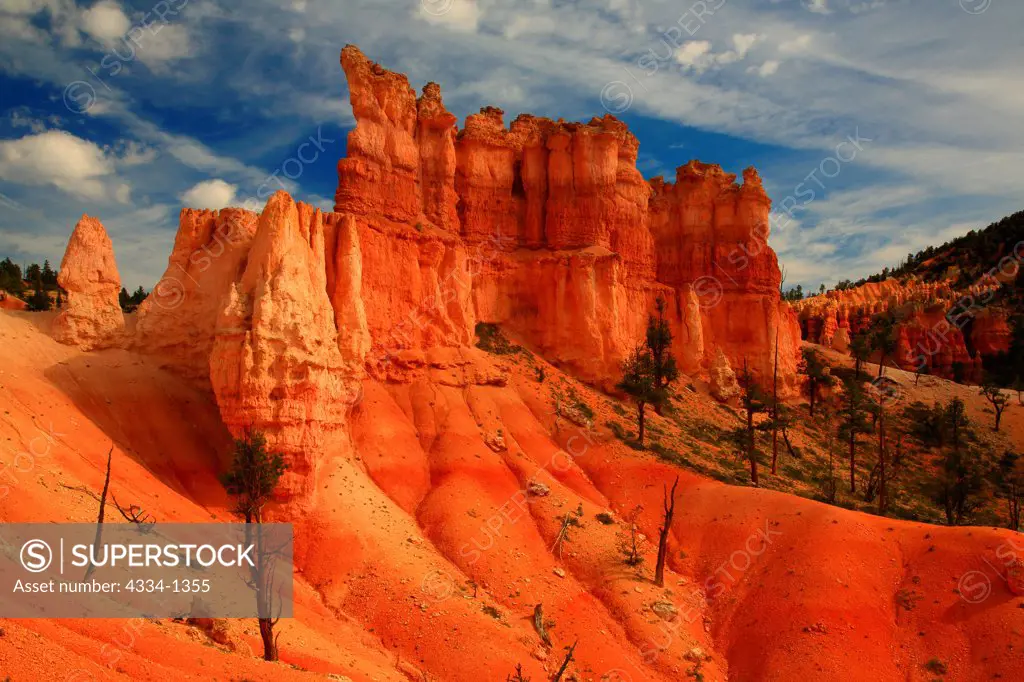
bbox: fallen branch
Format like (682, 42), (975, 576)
(551, 640), (578, 682)
(111, 494), (156, 529)
(551, 513), (572, 559)
(532, 603), (551, 647)
(59, 483), (100, 502)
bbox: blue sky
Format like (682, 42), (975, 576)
(1, 0), (1021, 291)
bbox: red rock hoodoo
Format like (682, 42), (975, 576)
(95, 44), (796, 496)
(793, 278), (1010, 382)
(52, 215), (125, 350)
(333, 44), (799, 392)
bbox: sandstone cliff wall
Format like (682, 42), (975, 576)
(56, 44), (799, 498)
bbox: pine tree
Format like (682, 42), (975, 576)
(850, 332), (871, 379)
(0, 258), (25, 297)
(996, 450), (1023, 531)
(647, 297), (679, 415)
(27, 287), (51, 312)
(870, 315), (899, 378)
(838, 377), (870, 493)
(220, 430), (288, 661)
(931, 447), (985, 526)
(801, 347), (835, 416)
(736, 358), (769, 486)
(41, 260), (57, 290)
(618, 346), (657, 447)
(979, 380), (1010, 432)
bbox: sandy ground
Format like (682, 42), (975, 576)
(0, 309), (1022, 681)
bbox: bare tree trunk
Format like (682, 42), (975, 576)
(771, 328), (780, 475)
(637, 402), (646, 447)
(782, 428), (797, 459)
(878, 409), (886, 515)
(808, 375), (817, 417)
(654, 476), (679, 588)
(827, 432), (836, 503)
(849, 430), (856, 493)
(747, 408), (758, 487)
(84, 446), (113, 581)
(259, 618), (278, 661)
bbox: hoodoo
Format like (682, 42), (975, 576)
(51, 215), (125, 350)
(93, 44), (798, 495)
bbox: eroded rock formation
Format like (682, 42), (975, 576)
(60, 44), (799, 498)
(794, 278), (1010, 382)
(52, 215), (125, 350)
(209, 192), (362, 500)
(332, 44), (797, 391)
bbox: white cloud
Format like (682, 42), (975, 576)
(179, 179), (238, 210)
(725, 33), (761, 61)
(503, 14), (556, 40)
(779, 34), (814, 54)
(288, 27), (305, 42)
(113, 140), (157, 166)
(0, 130), (129, 203)
(674, 41), (712, 70)
(676, 35), (761, 73)
(136, 23), (192, 69)
(803, 0), (831, 14)
(750, 60), (781, 77)
(417, 0), (481, 33)
(79, 0), (130, 45)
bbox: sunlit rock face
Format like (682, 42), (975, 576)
(52, 215), (125, 351)
(333, 44), (795, 390)
(116, 44), (799, 499)
(794, 278), (1009, 382)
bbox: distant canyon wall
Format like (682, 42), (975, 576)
(793, 278), (1012, 382)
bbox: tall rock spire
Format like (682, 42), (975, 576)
(52, 215), (125, 350)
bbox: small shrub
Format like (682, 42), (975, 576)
(535, 366), (545, 382)
(482, 604), (502, 620)
(475, 323), (521, 355)
(923, 658), (947, 675)
(896, 588), (922, 611)
(595, 512), (615, 525)
(607, 421), (627, 440)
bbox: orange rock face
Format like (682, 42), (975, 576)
(123, 45), (797, 496)
(134, 207), (258, 383)
(52, 215), (125, 350)
(332, 44), (796, 390)
(209, 192), (362, 500)
(794, 278), (1010, 382)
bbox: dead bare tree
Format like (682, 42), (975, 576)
(506, 664), (531, 682)
(654, 476), (679, 587)
(551, 508), (581, 559)
(111, 495), (156, 531)
(551, 640), (578, 682)
(84, 445), (113, 581)
(621, 504), (644, 567)
(771, 328), (780, 474)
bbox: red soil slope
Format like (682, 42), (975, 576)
(2, 309), (1022, 681)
